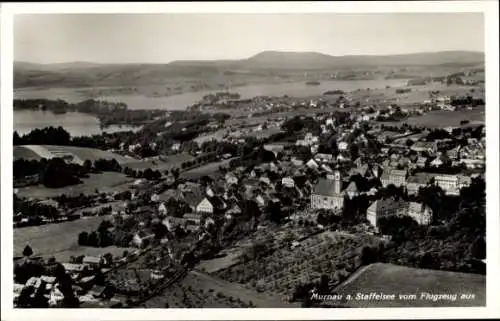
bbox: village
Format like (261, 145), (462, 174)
(12, 86), (486, 307)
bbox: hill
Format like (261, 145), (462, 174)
(331, 263), (485, 307)
(14, 51), (484, 89)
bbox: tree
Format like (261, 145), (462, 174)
(87, 231), (99, 247)
(357, 246), (377, 266)
(23, 245), (33, 257)
(242, 200), (260, 221)
(318, 274), (330, 294)
(267, 201), (282, 224)
(470, 236), (486, 260)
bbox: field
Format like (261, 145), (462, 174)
(14, 215), (133, 262)
(180, 158), (235, 180)
(15, 172), (134, 198)
(331, 263), (486, 307)
(196, 247), (244, 274)
(401, 108), (485, 128)
(14, 145), (138, 165)
(126, 153), (195, 171)
(214, 231), (380, 299)
(142, 270), (297, 308)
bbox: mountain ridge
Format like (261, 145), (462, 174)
(16, 50), (484, 68)
(14, 50), (485, 89)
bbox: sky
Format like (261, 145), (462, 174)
(14, 13), (484, 64)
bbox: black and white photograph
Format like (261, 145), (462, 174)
(1, 1), (499, 319)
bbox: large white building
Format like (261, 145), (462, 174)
(434, 174), (471, 195)
(381, 168), (408, 187)
(367, 198), (433, 228)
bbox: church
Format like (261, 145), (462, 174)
(310, 171), (346, 212)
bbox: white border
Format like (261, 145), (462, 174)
(1, 2), (499, 320)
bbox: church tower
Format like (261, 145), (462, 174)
(333, 170), (341, 194)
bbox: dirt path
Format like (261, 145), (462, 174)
(189, 270), (299, 308)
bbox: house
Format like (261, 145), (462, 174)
(349, 163), (372, 178)
(430, 156), (444, 167)
(380, 168), (408, 187)
(183, 213), (203, 225)
(291, 158), (304, 167)
(411, 141), (435, 154)
(433, 174), (471, 195)
(264, 144), (286, 157)
(321, 164), (334, 174)
(162, 217), (176, 232)
(171, 143), (181, 152)
(183, 189), (206, 212)
(306, 159), (319, 169)
(48, 285), (65, 307)
(407, 202), (433, 225)
(367, 198), (408, 228)
(407, 173), (435, 195)
(434, 174), (460, 195)
(282, 177), (295, 188)
(62, 263), (86, 274)
(338, 141), (349, 151)
(131, 231), (155, 249)
(296, 133), (319, 146)
(209, 196), (227, 213)
(314, 153), (334, 164)
(416, 156), (428, 168)
(259, 176), (271, 186)
(353, 157), (364, 168)
(82, 256), (103, 268)
(310, 171), (345, 212)
(225, 173), (239, 185)
(158, 203), (168, 216)
(345, 181), (359, 199)
(336, 154), (348, 162)
(227, 204), (242, 216)
(206, 184), (224, 198)
(366, 198), (408, 228)
(196, 197), (214, 214)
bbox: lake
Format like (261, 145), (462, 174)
(15, 78), (409, 111)
(14, 78), (409, 136)
(14, 110), (142, 137)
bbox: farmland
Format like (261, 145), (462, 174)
(401, 108), (485, 128)
(13, 215), (133, 262)
(214, 231), (380, 299)
(331, 263), (486, 307)
(15, 172), (134, 198)
(125, 153), (195, 171)
(180, 158), (235, 179)
(13, 145), (138, 165)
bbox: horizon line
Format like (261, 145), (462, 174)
(14, 49), (485, 66)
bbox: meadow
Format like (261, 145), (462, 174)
(15, 172), (134, 199)
(13, 215), (132, 262)
(331, 263), (486, 307)
(142, 270), (296, 308)
(13, 145), (137, 165)
(402, 108), (485, 128)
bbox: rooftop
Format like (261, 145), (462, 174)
(313, 178), (342, 197)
